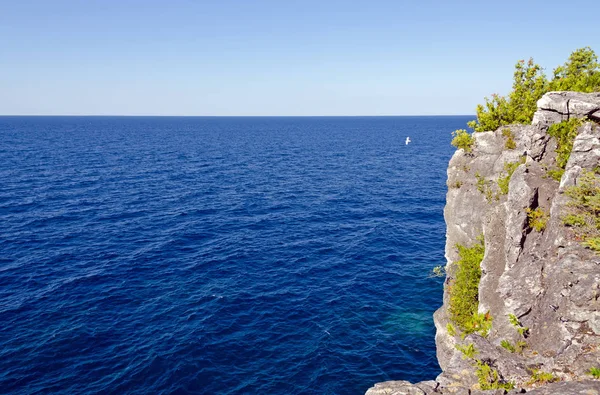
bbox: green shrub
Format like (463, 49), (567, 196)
(565, 170), (600, 214)
(475, 360), (515, 390)
(448, 180), (463, 189)
(462, 312), (493, 338)
(475, 172), (486, 194)
(515, 340), (527, 353)
(508, 313), (529, 337)
(497, 175), (510, 196)
(526, 207), (549, 232)
(446, 323), (456, 337)
(563, 170), (600, 253)
(430, 265), (445, 277)
(475, 173), (494, 202)
(497, 158), (525, 195)
(584, 237), (600, 252)
(562, 214), (586, 227)
(500, 339), (515, 353)
(455, 342), (477, 359)
(527, 369), (559, 385)
(547, 118), (584, 170)
(502, 128), (517, 149)
(448, 236), (486, 333)
(451, 129), (475, 152)
(549, 47), (600, 92)
(546, 168), (564, 182)
(468, 58), (547, 132)
(588, 367), (600, 379)
(500, 339), (527, 354)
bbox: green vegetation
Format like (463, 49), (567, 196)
(562, 170), (600, 253)
(448, 236), (491, 336)
(584, 237), (600, 252)
(449, 180), (463, 189)
(497, 174), (511, 196)
(508, 314), (529, 337)
(430, 265), (445, 277)
(456, 342), (515, 390)
(475, 360), (515, 390)
(515, 340), (527, 353)
(451, 316), (514, 390)
(547, 168), (565, 182)
(453, 341), (514, 390)
(463, 312), (493, 338)
(562, 214), (587, 227)
(450, 47), (600, 149)
(446, 323), (456, 337)
(550, 47), (600, 92)
(588, 367), (600, 379)
(526, 207), (549, 232)
(497, 158), (525, 195)
(502, 128), (517, 149)
(527, 369), (559, 385)
(467, 58), (547, 133)
(451, 129), (475, 153)
(454, 339), (514, 390)
(500, 339), (527, 354)
(475, 172), (494, 202)
(455, 343), (477, 359)
(475, 172), (486, 193)
(547, 118), (584, 170)
(500, 339), (515, 353)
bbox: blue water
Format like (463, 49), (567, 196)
(0, 116), (469, 394)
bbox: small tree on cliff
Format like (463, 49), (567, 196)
(549, 46), (600, 92)
(467, 59), (547, 133)
(458, 47), (600, 137)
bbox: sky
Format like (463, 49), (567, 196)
(1, 0), (599, 116)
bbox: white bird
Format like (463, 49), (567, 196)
(405, 137), (411, 145)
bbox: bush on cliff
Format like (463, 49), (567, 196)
(448, 236), (486, 333)
(544, 117), (585, 180)
(467, 58), (547, 133)
(497, 158), (526, 195)
(562, 170), (600, 253)
(547, 117), (585, 169)
(451, 129), (475, 152)
(451, 47), (600, 141)
(549, 47), (600, 92)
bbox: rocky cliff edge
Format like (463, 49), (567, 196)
(365, 92), (600, 395)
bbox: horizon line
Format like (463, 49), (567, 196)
(0, 114), (475, 118)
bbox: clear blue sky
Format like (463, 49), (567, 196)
(1, 0), (599, 115)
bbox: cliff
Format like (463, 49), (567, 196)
(365, 92), (600, 394)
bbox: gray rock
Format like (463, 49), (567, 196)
(502, 165), (534, 267)
(364, 380), (437, 395)
(524, 380), (600, 394)
(533, 91), (600, 127)
(568, 122), (600, 170)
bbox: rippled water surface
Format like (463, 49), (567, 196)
(0, 116), (470, 394)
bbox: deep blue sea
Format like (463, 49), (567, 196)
(0, 116), (470, 394)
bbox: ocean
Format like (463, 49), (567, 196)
(0, 116), (470, 394)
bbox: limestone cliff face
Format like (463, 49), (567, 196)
(366, 92), (600, 395)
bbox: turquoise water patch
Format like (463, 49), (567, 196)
(383, 310), (436, 337)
